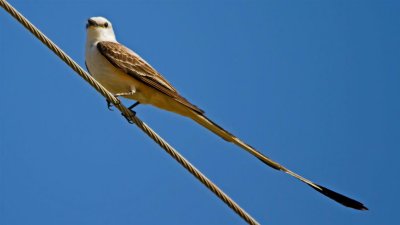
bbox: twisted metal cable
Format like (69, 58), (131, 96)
(0, 1), (260, 224)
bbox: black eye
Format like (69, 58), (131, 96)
(104, 22), (109, 28)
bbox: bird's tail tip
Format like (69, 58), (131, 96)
(191, 113), (369, 210)
(310, 183), (368, 210)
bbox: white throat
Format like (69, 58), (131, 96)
(86, 27), (117, 48)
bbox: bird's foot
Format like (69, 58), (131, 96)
(121, 110), (136, 124)
(106, 100), (114, 111)
(119, 102), (140, 124)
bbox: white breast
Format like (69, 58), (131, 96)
(85, 43), (134, 94)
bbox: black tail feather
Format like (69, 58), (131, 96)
(309, 183), (368, 210)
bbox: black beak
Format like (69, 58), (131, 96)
(86, 18), (97, 28)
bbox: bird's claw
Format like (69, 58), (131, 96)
(106, 98), (139, 124)
(122, 110), (136, 124)
(106, 100), (114, 111)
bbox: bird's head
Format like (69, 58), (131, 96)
(86, 17), (116, 42)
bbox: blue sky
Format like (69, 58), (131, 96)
(1, 1), (399, 224)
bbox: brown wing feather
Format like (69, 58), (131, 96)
(97, 41), (204, 114)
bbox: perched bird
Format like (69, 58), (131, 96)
(85, 16), (367, 210)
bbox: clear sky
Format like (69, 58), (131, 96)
(1, 1), (399, 224)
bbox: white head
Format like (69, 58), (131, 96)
(86, 17), (116, 43)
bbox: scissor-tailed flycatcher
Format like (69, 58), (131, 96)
(85, 17), (367, 210)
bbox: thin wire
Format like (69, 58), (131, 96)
(0, 1), (260, 224)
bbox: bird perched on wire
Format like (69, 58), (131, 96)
(85, 16), (367, 211)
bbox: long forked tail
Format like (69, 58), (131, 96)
(190, 113), (368, 210)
